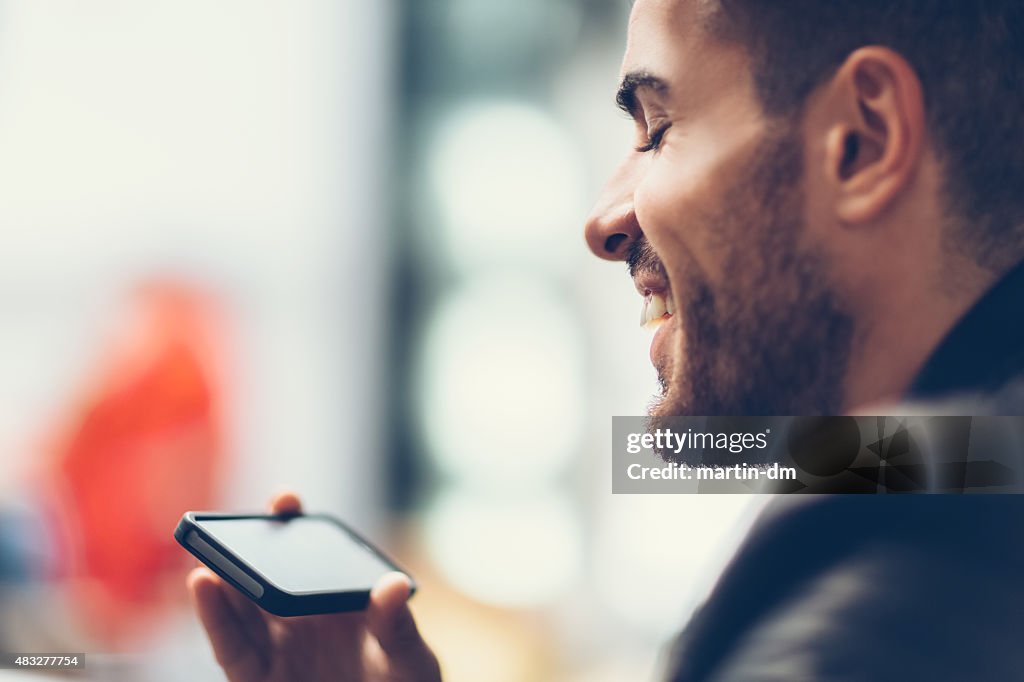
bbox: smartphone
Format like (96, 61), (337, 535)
(175, 511), (414, 616)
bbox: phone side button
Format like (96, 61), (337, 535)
(186, 530), (266, 599)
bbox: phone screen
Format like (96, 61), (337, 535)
(195, 516), (396, 594)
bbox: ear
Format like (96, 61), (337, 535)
(820, 47), (926, 225)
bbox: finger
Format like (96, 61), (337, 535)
(290, 609), (367, 658)
(188, 568), (269, 682)
(216, 571), (273, 653)
(269, 490), (303, 515)
(366, 573), (441, 680)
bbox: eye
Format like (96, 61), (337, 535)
(636, 122), (672, 153)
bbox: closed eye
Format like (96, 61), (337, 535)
(636, 123), (672, 153)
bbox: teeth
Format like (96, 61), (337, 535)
(648, 294), (667, 320)
(641, 293), (673, 329)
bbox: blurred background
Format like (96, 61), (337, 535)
(0, 1), (764, 680)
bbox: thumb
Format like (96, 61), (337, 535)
(366, 572), (440, 679)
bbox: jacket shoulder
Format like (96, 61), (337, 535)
(666, 495), (1024, 681)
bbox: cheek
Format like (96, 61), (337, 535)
(633, 120), (765, 285)
(634, 161), (704, 277)
(633, 148), (731, 285)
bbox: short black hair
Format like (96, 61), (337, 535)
(708, 1), (1024, 272)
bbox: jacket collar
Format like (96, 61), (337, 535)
(908, 259), (1024, 400)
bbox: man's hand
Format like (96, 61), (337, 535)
(188, 492), (441, 682)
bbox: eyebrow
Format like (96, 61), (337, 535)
(616, 71), (671, 118)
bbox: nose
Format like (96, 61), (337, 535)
(585, 160), (643, 262)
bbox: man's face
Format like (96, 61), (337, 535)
(586, 0), (853, 415)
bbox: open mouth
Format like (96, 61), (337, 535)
(640, 289), (676, 329)
(633, 269), (677, 368)
(634, 268), (676, 329)
(628, 238), (676, 366)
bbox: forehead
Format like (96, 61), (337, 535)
(622, 0), (722, 78)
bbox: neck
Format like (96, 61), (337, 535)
(841, 260), (993, 413)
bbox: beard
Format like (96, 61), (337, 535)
(633, 123), (854, 417)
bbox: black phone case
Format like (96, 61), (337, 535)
(175, 511), (415, 617)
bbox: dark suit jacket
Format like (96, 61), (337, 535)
(666, 262), (1024, 681)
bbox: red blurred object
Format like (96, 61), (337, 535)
(45, 282), (227, 644)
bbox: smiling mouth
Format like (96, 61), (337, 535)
(634, 264), (676, 329)
(640, 289), (676, 329)
(628, 238), (677, 355)
(637, 277), (677, 369)
(627, 237), (675, 328)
